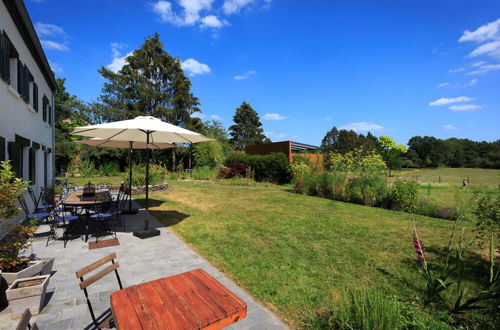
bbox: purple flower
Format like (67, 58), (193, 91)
(412, 236), (425, 263)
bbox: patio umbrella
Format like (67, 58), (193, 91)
(72, 116), (213, 239)
(77, 138), (175, 214)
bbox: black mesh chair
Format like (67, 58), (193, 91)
(51, 205), (80, 247)
(18, 197), (51, 225)
(89, 194), (115, 241)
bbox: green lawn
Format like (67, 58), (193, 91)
(138, 180), (493, 328)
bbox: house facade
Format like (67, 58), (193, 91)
(0, 0), (57, 220)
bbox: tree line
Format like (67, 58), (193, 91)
(320, 127), (500, 170)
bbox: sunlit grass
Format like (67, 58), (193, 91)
(137, 180), (491, 328)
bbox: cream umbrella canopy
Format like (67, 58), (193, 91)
(77, 138), (175, 214)
(72, 116), (213, 238)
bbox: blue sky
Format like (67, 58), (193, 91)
(26, 0), (499, 146)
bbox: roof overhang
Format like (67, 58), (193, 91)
(3, 0), (57, 92)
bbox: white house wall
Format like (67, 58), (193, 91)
(0, 0), (55, 234)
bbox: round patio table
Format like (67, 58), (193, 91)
(63, 190), (112, 242)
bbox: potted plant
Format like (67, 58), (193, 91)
(5, 274), (50, 317)
(0, 161), (43, 285)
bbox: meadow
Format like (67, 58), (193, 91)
(136, 180), (496, 329)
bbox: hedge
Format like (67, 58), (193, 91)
(224, 152), (291, 184)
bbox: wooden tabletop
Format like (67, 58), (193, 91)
(63, 190), (111, 206)
(110, 269), (247, 330)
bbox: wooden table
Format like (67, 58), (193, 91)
(110, 269), (247, 330)
(63, 190), (112, 207)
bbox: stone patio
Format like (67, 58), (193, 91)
(0, 201), (288, 330)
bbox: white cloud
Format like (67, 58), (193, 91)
(436, 82), (449, 88)
(153, 0), (215, 27)
(471, 61), (487, 67)
(469, 40), (500, 59)
(265, 131), (287, 140)
(428, 96), (473, 106)
(223, 0), (255, 14)
(466, 78), (478, 86)
(106, 43), (133, 73)
(459, 19), (500, 43)
(40, 40), (69, 51)
(49, 61), (63, 74)
(234, 70), (256, 80)
(467, 63), (500, 75)
(339, 122), (384, 132)
(181, 58), (211, 76)
(443, 124), (457, 130)
(192, 113), (206, 119)
(200, 15), (228, 29)
(448, 104), (483, 111)
(263, 113), (286, 120)
(449, 67), (465, 73)
(35, 23), (66, 37)
(210, 114), (221, 120)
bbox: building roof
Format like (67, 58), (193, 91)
(290, 141), (319, 152)
(3, 0), (57, 91)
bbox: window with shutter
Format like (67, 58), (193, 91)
(33, 83), (38, 112)
(0, 136), (5, 162)
(29, 148), (36, 184)
(17, 60), (22, 94)
(0, 32), (10, 83)
(48, 105), (52, 125)
(8, 142), (22, 178)
(23, 65), (30, 103)
(42, 95), (48, 121)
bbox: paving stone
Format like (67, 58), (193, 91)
(0, 200), (289, 329)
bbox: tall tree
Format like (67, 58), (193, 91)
(321, 126), (378, 154)
(97, 33), (200, 126)
(229, 102), (266, 150)
(54, 78), (90, 173)
(377, 135), (407, 175)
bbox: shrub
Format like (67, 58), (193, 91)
(473, 187), (500, 252)
(193, 141), (224, 168)
(382, 180), (419, 212)
(122, 164), (169, 187)
(81, 160), (99, 177)
(347, 174), (387, 207)
(326, 148), (386, 173)
(99, 160), (121, 176)
(192, 166), (217, 180)
(225, 153), (291, 184)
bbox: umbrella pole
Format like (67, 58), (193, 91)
(133, 130), (159, 239)
(129, 142), (133, 212)
(145, 132), (150, 231)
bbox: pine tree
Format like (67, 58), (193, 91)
(229, 102), (266, 151)
(97, 33), (200, 126)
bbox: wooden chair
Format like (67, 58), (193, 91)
(75, 253), (123, 328)
(15, 309), (38, 330)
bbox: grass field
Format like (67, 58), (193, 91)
(392, 168), (500, 187)
(137, 180), (494, 328)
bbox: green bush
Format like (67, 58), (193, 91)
(122, 164), (169, 187)
(193, 141), (224, 168)
(381, 180), (419, 212)
(348, 174), (387, 207)
(81, 160), (99, 177)
(225, 152), (291, 184)
(99, 160), (121, 176)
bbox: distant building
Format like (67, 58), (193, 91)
(0, 0), (57, 233)
(245, 141), (323, 165)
